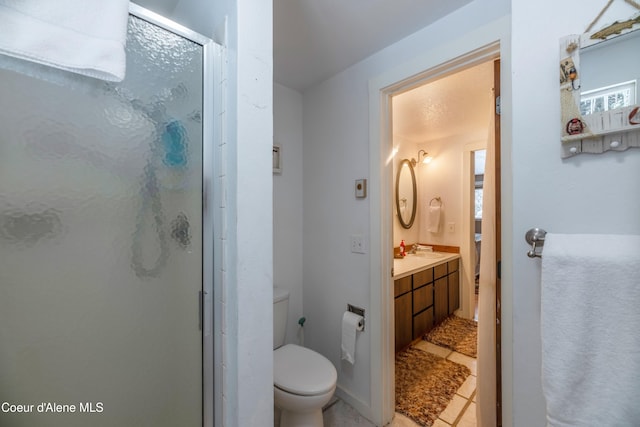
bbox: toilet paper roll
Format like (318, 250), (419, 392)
(341, 311), (364, 364)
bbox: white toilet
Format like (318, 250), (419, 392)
(273, 287), (337, 427)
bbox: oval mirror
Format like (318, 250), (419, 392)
(395, 159), (417, 229)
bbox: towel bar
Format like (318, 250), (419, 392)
(525, 228), (547, 258)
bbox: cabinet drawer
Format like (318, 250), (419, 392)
(413, 308), (434, 339)
(448, 258), (459, 273)
(413, 284), (433, 314)
(434, 262), (448, 279)
(412, 268), (433, 288)
(394, 276), (412, 297)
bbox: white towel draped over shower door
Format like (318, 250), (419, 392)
(0, 0), (130, 81)
(541, 233), (640, 427)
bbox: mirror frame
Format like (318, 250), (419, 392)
(395, 158), (417, 229)
(559, 12), (640, 157)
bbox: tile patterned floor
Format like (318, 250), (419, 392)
(320, 340), (477, 427)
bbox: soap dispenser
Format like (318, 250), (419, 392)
(400, 240), (406, 257)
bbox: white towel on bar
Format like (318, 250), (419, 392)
(0, 0), (129, 81)
(541, 233), (640, 427)
(427, 205), (441, 233)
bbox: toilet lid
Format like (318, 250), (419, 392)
(274, 344), (337, 396)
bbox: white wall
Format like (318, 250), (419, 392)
(169, 0), (274, 425)
(416, 139), (470, 247)
(274, 83), (304, 345)
(301, 0), (509, 420)
(393, 137), (480, 249)
(510, 1), (640, 424)
(220, 1), (274, 426)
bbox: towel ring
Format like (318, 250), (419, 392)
(429, 197), (442, 207)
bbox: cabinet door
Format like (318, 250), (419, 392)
(448, 270), (460, 314)
(395, 293), (413, 352)
(434, 277), (448, 325)
(413, 308), (434, 339)
(413, 284), (433, 314)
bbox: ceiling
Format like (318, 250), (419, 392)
(272, 0), (492, 143)
(392, 61), (495, 143)
(135, 0), (473, 92)
(135, 0), (488, 141)
(273, 0), (473, 92)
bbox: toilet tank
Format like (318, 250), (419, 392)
(273, 287), (289, 349)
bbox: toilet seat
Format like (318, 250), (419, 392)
(274, 344), (337, 396)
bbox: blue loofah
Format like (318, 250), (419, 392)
(161, 120), (187, 168)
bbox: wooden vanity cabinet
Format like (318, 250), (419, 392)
(394, 256), (461, 352)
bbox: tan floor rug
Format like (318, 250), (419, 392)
(395, 347), (471, 427)
(423, 315), (478, 358)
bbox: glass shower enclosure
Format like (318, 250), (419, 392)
(0, 6), (215, 426)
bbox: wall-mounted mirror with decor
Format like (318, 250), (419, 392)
(559, 11), (640, 157)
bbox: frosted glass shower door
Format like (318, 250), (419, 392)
(0, 10), (211, 427)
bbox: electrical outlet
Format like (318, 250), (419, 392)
(447, 222), (455, 233)
(350, 235), (367, 254)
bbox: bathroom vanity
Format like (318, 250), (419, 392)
(393, 253), (460, 352)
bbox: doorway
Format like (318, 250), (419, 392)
(473, 149), (486, 320)
(464, 146), (487, 323)
(368, 42), (502, 426)
(391, 60), (496, 424)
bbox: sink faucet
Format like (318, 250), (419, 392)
(408, 243), (418, 254)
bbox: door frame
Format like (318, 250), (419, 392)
(368, 41), (502, 425)
(462, 142), (487, 321)
(493, 58), (503, 426)
(130, 4), (217, 426)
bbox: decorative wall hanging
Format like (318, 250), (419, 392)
(559, 7), (640, 157)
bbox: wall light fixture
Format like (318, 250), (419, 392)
(410, 149), (432, 166)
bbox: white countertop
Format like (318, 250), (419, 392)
(393, 252), (460, 279)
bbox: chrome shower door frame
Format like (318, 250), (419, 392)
(129, 4), (218, 426)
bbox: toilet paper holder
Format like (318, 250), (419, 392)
(347, 304), (365, 331)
